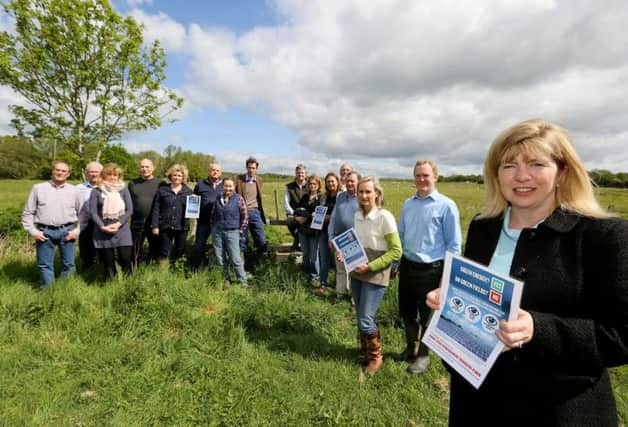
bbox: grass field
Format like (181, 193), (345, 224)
(1, 178), (627, 426)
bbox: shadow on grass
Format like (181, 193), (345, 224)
(0, 258), (40, 289)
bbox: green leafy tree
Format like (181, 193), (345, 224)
(0, 135), (46, 178)
(0, 0), (184, 178)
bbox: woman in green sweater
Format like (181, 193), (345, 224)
(343, 176), (402, 374)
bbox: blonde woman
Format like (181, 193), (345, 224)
(340, 176), (401, 374)
(150, 164), (193, 264)
(427, 119), (628, 425)
(89, 163), (133, 280)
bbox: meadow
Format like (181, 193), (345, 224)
(1, 178), (627, 426)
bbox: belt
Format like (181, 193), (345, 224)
(36, 222), (74, 230)
(402, 257), (443, 271)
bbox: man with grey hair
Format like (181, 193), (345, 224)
(128, 158), (163, 265)
(77, 161), (103, 269)
(284, 164), (308, 250)
(22, 160), (83, 288)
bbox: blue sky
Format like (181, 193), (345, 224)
(3, 1), (628, 177)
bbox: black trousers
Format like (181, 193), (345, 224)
(78, 221), (97, 269)
(132, 223), (160, 266)
(97, 246), (133, 280)
(398, 257), (443, 329)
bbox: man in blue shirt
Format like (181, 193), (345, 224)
(192, 163), (223, 269)
(397, 159), (461, 374)
(328, 171), (360, 299)
(77, 161), (103, 270)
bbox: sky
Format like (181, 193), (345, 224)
(3, 0), (628, 178)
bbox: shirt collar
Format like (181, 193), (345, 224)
(245, 175), (256, 183)
(357, 207), (379, 221)
(49, 180), (67, 188)
(413, 188), (440, 201)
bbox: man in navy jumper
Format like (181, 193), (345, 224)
(192, 163), (223, 269)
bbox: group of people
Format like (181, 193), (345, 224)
(19, 119), (628, 425)
(22, 156), (269, 289)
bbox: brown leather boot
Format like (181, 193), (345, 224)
(357, 331), (368, 366)
(364, 329), (383, 374)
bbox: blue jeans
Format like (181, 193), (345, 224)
(317, 230), (332, 286)
(351, 278), (386, 334)
(192, 221), (211, 268)
(36, 226), (76, 288)
(240, 208), (267, 252)
(212, 228), (247, 283)
(298, 232), (319, 280)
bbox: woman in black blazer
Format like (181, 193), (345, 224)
(427, 119), (628, 426)
(150, 164), (193, 265)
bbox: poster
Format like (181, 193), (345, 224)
(185, 195), (201, 219)
(422, 252), (523, 389)
(331, 227), (368, 272)
(310, 206), (327, 230)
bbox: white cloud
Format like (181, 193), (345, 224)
(127, 0), (628, 174)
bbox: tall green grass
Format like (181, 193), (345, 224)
(2, 178), (627, 425)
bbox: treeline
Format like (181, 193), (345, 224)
(0, 136), (214, 181)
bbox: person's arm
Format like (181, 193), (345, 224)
(397, 203), (406, 245)
(368, 231), (402, 271)
(283, 186), (294, 216)
(239, 196), (248, 232)
(89, 190), (105, 228)
(327, 195), (340, 239)
(119, 189), (133, 225)
(443, 202), (462, 255)
(150, 190), (161, 229)
(21, 185), (41, 237)
(520, 219), (628, 373)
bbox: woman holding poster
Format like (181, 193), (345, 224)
(342, 176), (401, 374)
(427, 119), (628, 425)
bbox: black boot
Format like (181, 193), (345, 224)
(397, 320), (420, 361)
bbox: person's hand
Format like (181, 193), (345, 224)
(496, 309), (534, 352)
(328, 241), (334, 250)
(108, 222), (121, 233)
(390, 266), (397, 280)
(64, 229), (78, 241)
(152, 227), (159, 235)
(34, 231), (48, 242)
(353, 264), (369, 274)
(335, 251), (344, 262)
(295, 216), (306, 224)
(426, 288), (441, 310)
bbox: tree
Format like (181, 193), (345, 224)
(0, 0), (184, 179)
(0, 135), (46, 178)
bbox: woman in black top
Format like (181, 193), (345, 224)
(150, 164), (193, 265)
(314, 172), (340, 294)
(295, 175), (325, 283)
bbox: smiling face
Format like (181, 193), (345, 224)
(308, 178), (320, 195)
(139, 159), (154, 180)
(170, 171), (184, 186)
(104, 171), (120, 184)
(222, 179), (234, 197)
(340, 163), (352, 179)
(52, 162), (70, 185)
(246, 162), (257, 177)
(295, 167), (306, 184)
(498, 152), (562, 221)
(414, 163), (437, 198)
(358, 180), (377, 213)
(344, 173), (358, 195)
(325, 175), (339, 194)
(86, 165), (102, 185)
(208, 164), (221, 181)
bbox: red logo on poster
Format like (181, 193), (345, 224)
(489, 290), (502, 305)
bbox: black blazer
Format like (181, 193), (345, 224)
(448, 208), (628, 426)
(150, 183), (193, 231)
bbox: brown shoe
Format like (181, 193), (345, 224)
(313, 287), (326, 296)
(364, 329), (383, 374)
(357, 331), (368, 366)
(222, 280), (231, 290)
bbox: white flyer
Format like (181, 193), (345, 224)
(185, 194), (201, 219)
(331, 227), (368, 272)
(310, 205), (327, 230)
(422, 252), (523, 389)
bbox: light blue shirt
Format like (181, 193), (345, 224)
(488, 208), (521, 276)
(328, 191), (358, 239)
(77, 181), (96, 226)
(398, 189), (462, 263)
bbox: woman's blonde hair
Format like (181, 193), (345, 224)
(96, 163), (123, 186)
(166, 164), (189, 183)
(307, 175), (323, 194)
(480, 119), (609, 219)
(358, 176), (384, 208)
